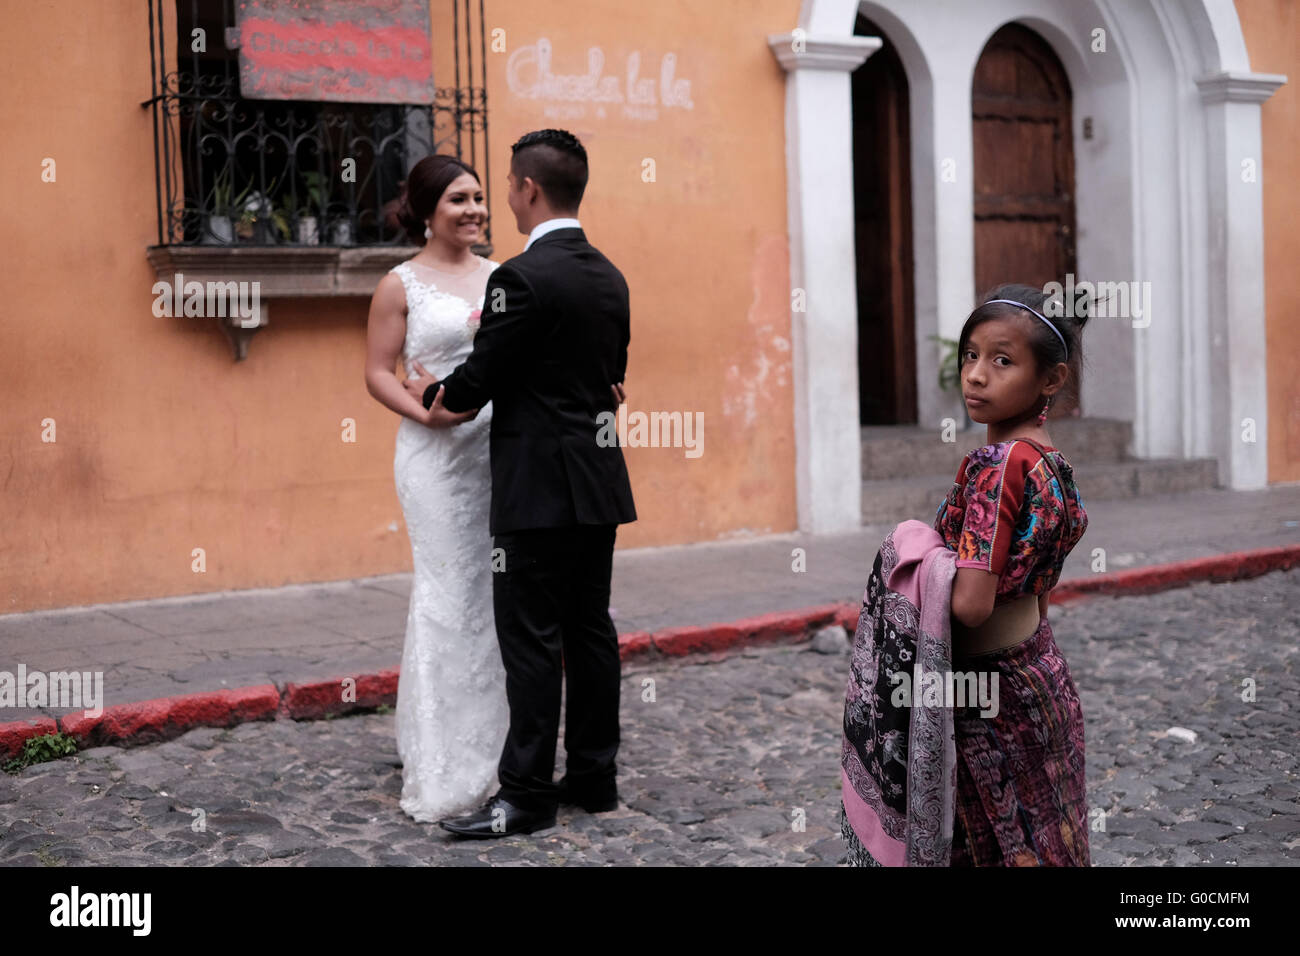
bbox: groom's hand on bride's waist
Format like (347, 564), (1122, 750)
(422, 384), (480, 429)
(405, 360), (479, 429)
(403, 359), (440, 406)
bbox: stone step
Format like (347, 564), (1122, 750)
(860, 456), (1220, 526)
(861, 417), (1133, 480)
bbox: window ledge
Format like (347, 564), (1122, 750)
(145, 245), (420, 360)
(146, 244), (418, 298)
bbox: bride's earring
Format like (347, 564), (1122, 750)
(424, 224), (433, 240)
(1036, 396), (1051, 425)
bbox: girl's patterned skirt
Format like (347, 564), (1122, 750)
(949, 615), (1090, 866)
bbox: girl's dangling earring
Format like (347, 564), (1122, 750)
(1036, 396), (1051, 425)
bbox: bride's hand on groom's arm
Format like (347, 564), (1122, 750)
(611, 382), (626, 405)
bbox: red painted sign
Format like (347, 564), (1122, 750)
(235, 0), (434, 104)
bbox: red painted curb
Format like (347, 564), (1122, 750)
(651, 603), (846, 657)
(1051, 543), (1300, 605)
(282, 669), (400, 720)
(12, 544), (1293, 756)
(59, 684), (280, 749)
(0, 718), (60, 761)
(617, 631), (653, 661)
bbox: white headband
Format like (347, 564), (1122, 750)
(985, 298), (1069, 359)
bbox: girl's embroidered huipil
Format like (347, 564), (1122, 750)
(933, 439), (1088, 604)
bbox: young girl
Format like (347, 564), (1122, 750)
(933, 283), (1091, 865)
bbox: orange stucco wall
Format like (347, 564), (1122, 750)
(0, 1), (800, 613)
(1237, 0), (1300, 483)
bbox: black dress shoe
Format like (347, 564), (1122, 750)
(556, 777), (619, 813)
(438, 793), (556, 839)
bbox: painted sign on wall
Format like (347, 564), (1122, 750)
(507, 37), (695, 122)
(235, 0), (434, 104)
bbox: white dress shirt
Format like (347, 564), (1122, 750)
(524, 217), (582, 251)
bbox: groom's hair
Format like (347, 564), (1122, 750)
(510, 129), (588, 213)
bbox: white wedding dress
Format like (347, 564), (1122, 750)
(391, 257), (510, 823)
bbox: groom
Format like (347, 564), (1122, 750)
(409, 129), (637, 838)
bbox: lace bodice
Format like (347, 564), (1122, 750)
(391, 257), (497, 381)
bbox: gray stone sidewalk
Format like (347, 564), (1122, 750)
(1, 567), (1296, 866)
(1, 485), (1297, 722)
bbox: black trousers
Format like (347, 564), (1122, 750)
(491, 523), (620, 812)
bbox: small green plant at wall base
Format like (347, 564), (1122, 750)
(3, 732), (78, 773)
(928, 333), (962, 392)
(375, 703), (393, 715)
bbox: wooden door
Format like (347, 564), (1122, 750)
(853, 15), (916, 425)
(972, 23), (1079, 417)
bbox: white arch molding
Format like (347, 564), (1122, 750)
(769, 0), (1285, 534)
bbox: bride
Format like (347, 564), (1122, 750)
(364, 154), (508, 822)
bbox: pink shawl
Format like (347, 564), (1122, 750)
(840, 519), (957, 866)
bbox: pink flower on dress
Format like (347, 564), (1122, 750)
(467, 308), (482, 331)
(960, 488), (997, 563)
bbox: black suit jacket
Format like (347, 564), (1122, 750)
(422, 227), (637, 535)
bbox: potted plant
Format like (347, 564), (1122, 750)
(235, 191), (269, 242)
(296, 171), (326, 245)
(205, 166), (250, 244)
(329, 216), (353, 246)
(236, 176), (289, 243)
(269, 198), (291, 243)
(265, 192), (296, 244)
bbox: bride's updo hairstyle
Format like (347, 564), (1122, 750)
(396, 154), (481, 245)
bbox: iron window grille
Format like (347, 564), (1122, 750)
(142, 0), (490, 250)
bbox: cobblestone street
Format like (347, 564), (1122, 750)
(2, 569), (1296, 866)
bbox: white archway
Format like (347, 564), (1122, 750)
(770, 0), (1284, 533)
